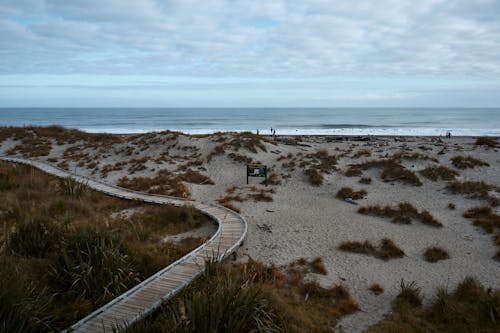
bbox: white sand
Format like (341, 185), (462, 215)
(2, 132), (499, 332)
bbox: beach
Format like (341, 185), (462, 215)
(1, 129), (499, 332)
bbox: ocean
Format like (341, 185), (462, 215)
(0, 108), (498, 136)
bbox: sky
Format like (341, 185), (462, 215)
(0, 0), (500, 107)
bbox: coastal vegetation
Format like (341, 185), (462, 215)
(358, 202), (442, 227)
(0, 161), (209, 331)
(126, 258), (359, 333)
(338, 238), (405, 260)
(366, 277), (500, 333)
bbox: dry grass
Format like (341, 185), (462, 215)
(305, 168), (324, 186)
(366, 277), (500, 333)
(369, 283), (384, 295)
(420, 165), (459, 181)
(359, 177), (372, 184)
(117, 169), (190, 198)
(392, 151), (438, 162)
(347, 159), (422, 186)
(0, 160), (208, 331)
(424, 246), (450, 263)
(352, 149), (372, 158)
(451, 156), (489, 169)
(475, 136), (498, 148)
(358, 202), (442, 227)
(463, 206), (500, 261)
(179, 169), (214, 185)
(338, 238), (405, 261)
(336, 187), (367, 200)
(447, 180), (499, 206)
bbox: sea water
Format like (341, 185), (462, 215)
(0, 108), (498, 136)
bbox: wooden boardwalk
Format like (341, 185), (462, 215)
(0, 157), (247, 333)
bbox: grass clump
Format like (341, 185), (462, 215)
(358, 202), (442, 227)
(366, 277), (500, 333)
(451, 156), (489, 169)
(424, 246), (450, 263)
(0, 160), (211, 330)
(475, 136), (498, 148)
(347, 159), (422, 186)
(305, 168), (324, 186)
(179, 169), (214, 185)
(447, 180), (498, 206)
(336, 187), (367, 200)
(463, 206), (500, 260)
(118, 169), (190, 198)
(338, 238), (405, 261)
(420, 165), (459, 181)
(127, 258), (359, 333)
(359, 177), (372, 184)
(369, 283), (384, 295)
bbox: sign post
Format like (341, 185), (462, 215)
(246, 164), (267, 186)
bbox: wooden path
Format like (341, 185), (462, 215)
(0, 157), (247, 333)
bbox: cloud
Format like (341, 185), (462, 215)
(0, 0), (499, 77)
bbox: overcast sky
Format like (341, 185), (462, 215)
(1, 0), (499, 107)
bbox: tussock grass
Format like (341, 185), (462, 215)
(358, 202), (442, 227)
(0, 160), (211, 330)
(352, 149), (372, 158)
(463, 206), (500, 260)
(179, 169), (215, 185)
(366, 277), (500, 333)
(447, 180), (499, 206)
(127, 258), (359, 333)
(475, 136), (498, 148)
(336, 187), (367, 200)
(338, 238), (405, 261)
(420, 165), (459, 181)
(118, 169), (190, 198)
(305, 168), (324, 186)
(347, 159), (422, 186)
(451, 156), (489, 169)
(424, 246), (450, 263)
(369, 283), (384, 295)
(392, 151), (438, 162)
(359, 177), (372, 184)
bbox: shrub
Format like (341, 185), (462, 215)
(451, 156), (489, 169)
(424, 246), (450, 263)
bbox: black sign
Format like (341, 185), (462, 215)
(246, 164), (267, 186)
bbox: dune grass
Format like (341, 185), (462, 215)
(358, 202), (442, 227)
(126, 258), (359, 333)
(424, 246), (450, 263)
(451, 156), (489, 169)
(447, 180), (499, 207)
(366, 277), (500, 333)
(338, 238), (405, 261)
(336, 187), (367, 200)
(463, 206), (500, 260)
(0, 161), (210, 331)
(475, 136), (498, 148)
(420, 165), (459, 181)
(346, 159), (422, 186)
